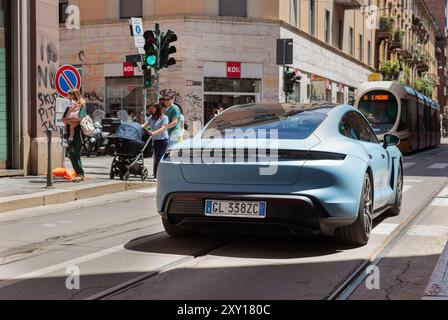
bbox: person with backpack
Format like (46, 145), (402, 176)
(63, 89), (87, 183)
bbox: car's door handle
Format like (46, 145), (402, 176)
(382, 154), (386, 159)
(369, 154), (373, 159)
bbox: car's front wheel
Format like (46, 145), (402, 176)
(335, 173), (373, 246)
(162, 218), (197, 238)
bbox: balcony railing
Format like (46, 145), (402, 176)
(377, 17), (395, 41)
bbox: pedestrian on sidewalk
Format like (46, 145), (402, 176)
(63, 89), (87, 183)
(162, 94), (182, 148)
(142, 103), (169, 179)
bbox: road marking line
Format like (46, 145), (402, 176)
(372, 223), (399, 235)
(0, 245), (125, 290)
(437, 187), (448, 198)
(428, 163), (448, 169)
(41, 224), (57, 228)
(407, 225), (448, 237)
(430, 198), (448, 207)
(135, 188), (157, 194)
(0, 232), (165, 290)
(403, 162), (416, 169)
(403, 185), (413, 193)
(404, 179), (423, 183)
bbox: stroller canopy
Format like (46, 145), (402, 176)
(116, 122), (143, 142)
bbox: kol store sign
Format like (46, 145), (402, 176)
(227, 62), (241, 79)
(123, 62), (135, 77)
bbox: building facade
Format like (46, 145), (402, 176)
(60, 0), (377, 127)
(0, 0), (62, 175)
(376, 0), (441, 102)
(426, 0), (448, 116)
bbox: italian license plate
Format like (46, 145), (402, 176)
(205, 200), (267, 218)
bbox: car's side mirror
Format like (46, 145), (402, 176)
(383, 134), (400, 149)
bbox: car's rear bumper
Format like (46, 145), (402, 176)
(159, 193), (357, 236)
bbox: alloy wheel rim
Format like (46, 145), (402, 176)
(363, 177), (373, 235)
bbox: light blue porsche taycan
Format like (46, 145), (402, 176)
(156, 103), (403, 245)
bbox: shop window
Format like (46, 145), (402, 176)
(219, 0), (247, 17)
(106, 77), (144, 121)
(120, 0), (143, 19)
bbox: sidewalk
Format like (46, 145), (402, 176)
(0, 155), (155, 213)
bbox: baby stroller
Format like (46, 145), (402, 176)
(109, 122), (152, 181)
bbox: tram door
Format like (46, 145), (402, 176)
(425, 103), (431, 148)
(407, 97), (419, 152)
(418, 99), (426, 150)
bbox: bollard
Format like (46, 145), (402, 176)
(46, 129), (53, 188)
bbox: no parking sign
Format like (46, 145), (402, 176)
(55, 65), (82, 98)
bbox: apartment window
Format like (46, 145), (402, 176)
(59, 0), (69, 24)
(367, 40), (372, 65)
(309, 0), (316, 36)
(359, 34), (363, 61)
(338, 20), (343, 50)
(219, 0), (247, 17)
(349, 27), (354, 55)
(290, 0), (299, 27)
(324, 10), (331, 43)
(119, 0), (143, 19)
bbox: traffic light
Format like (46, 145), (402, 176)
(143, 68), (152, 88)
(143, 30), (159, 68)
(284, 67), (301, 96)
(160, 30), (177, 68)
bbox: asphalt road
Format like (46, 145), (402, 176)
(0, 144), (447, 300)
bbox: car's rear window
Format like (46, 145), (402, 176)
(204, 104), (333, 140)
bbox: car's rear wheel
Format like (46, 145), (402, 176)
(162, 218), (197, 238)
(386, 164), (403, 217)
(335, 173), (373, 246)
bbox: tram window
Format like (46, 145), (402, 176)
(358, 90), (398, 135)
(407, 97), (418, 132)
(398, 99), (408, 131)
(425, 104), (431, 132)
(431, 107), (436, 133)
(418, 101), (425, 133)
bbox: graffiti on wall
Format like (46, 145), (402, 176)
(84, 91), (104, 104)
(37, 37), (59, 132)
(184, 91), (203, 125)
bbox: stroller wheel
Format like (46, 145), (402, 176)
(141, 168), (149, 182)
(122, 172), (130, 181)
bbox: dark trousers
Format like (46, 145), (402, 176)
(67, 131), (84, 176)
(153, 139), (169, 178)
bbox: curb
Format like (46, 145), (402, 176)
(0, 181), (155, 213)
(423, 240), (448, 300)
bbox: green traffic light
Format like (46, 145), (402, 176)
(145, 54), (157, 67)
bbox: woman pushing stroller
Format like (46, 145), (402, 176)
(142, 103), (169, 179)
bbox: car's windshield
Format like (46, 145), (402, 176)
(203, 103), (333, 140)
(358, 90), (398, 135)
